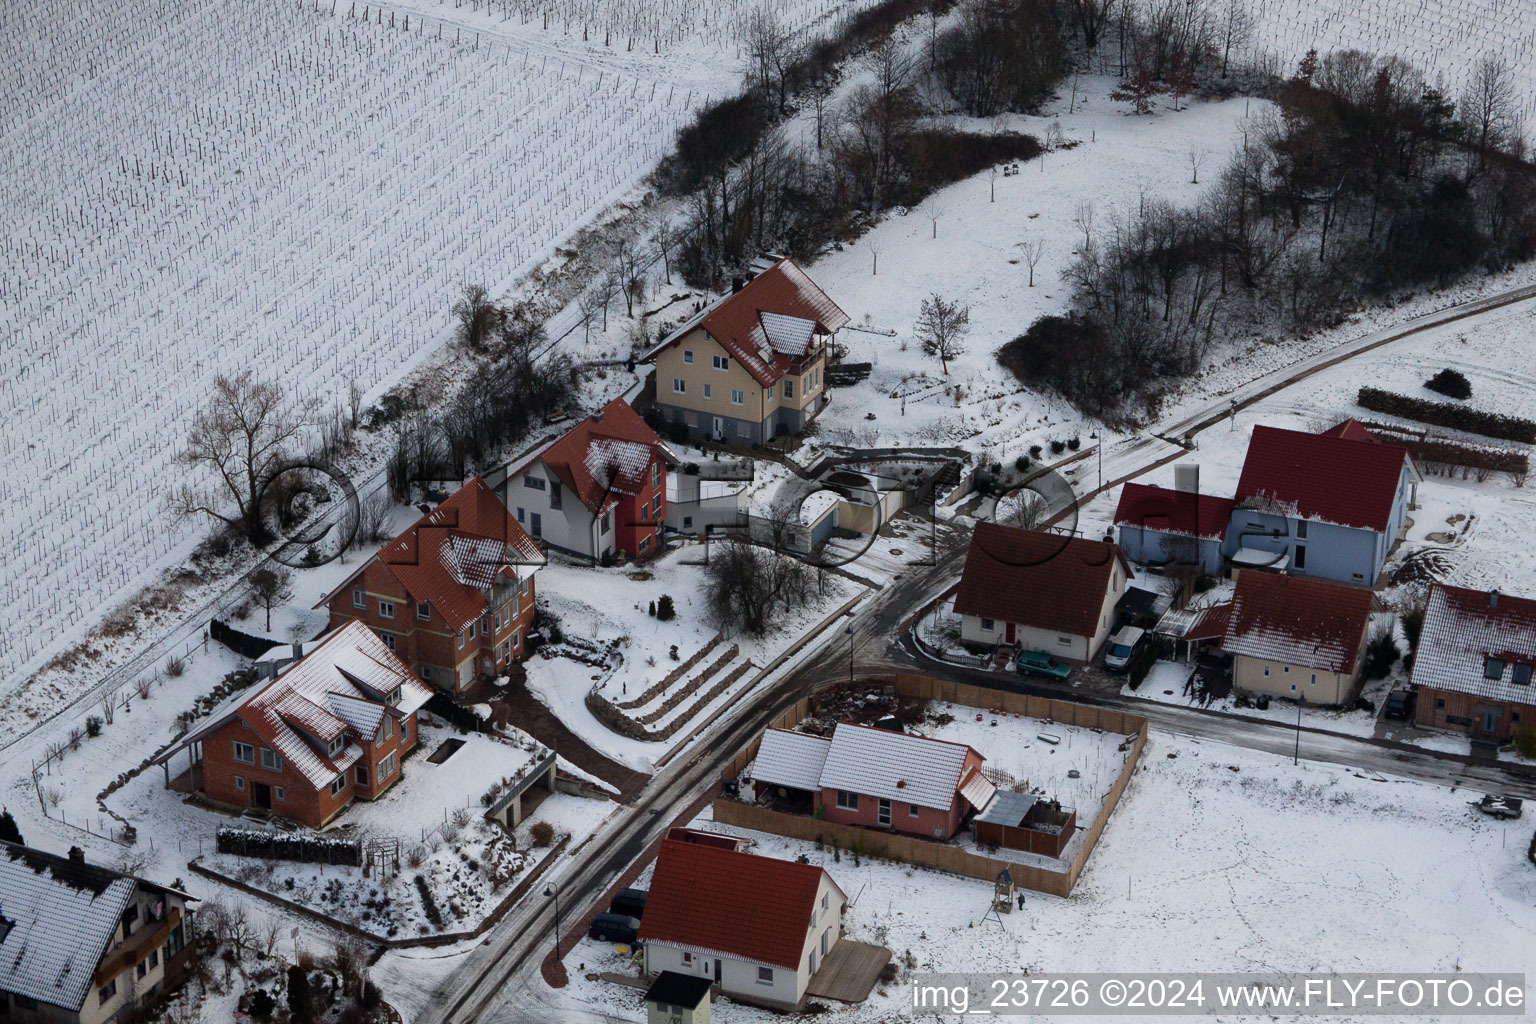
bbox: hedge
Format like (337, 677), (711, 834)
(216, 827), (361, 866)
(1357, 387), (1536, 444)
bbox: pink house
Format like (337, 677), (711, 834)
(748, 723), (995, 840)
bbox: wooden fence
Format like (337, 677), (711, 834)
(713, 675), (1146, 897)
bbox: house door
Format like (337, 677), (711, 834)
(712, 958), (721, 983)
(809, 949), (817, 976)
(1005, 622), (1016, 645)
(1479, 706), (1500, 735)
(877, 798), (891, 826)
(252, 783), (271, 810)
(712, 416), (725, 441)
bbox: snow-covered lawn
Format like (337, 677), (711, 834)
(552, 729), (1536, 1021)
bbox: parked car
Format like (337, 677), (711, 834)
(1383, 689), (1416, 721)
(1474, 794), (1523, 820)
(589, 912), (642, 944)
(1103, 626), (1147, 673)
(1014, 649), (1072, 680)
(608, 888), (647, 919)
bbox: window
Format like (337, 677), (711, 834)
(737, 422), (750, 438)
(600, 512), (612, 534)
(909, 804), (920, 817)
(683, 516), (693, 528)
(1282, 665), (1290, 673)
(712, 355), (729, 370)
(702, 383), (712, 399)
(1515, 663), (1532, 685)
(683, 349), (694, 364)
(511, 629), (522, 652)
(682, 952), (693, 965)
(757, 967), (774, 985)
(467, 620), (477, 641)
(1263, 665), (1270, 677)
(417, 601), (431, 620)
(384, 716), (393, 740)
(234, 776), (245, 791)
(530, 512), (542, 538)
(457, 632), (465, 650)
(783, 379), (794, 399)
(651, 494), (661, 516)
(378, 599), (395, 620)
(352, 588), (365, 609)
(1296, 519), (1309, 539)
(356, 764), (370, 786)
(524, 476), (546, 490)
(379, 631), (397, 652)
(639, 536), (652, 553)
(672, 378), (686, 394)
(419, 665), (432, 682)
(516, 506), (525, 522)
(1436, 698), (1446, 709)
(1309, 674), (1317, 685)
(260, 748), (283, 772)
(1485, 657), (1505, 680)
(138, 960), (147, 979)
(1293, 545), (1307, 570)
(980, 617), (995, 631)
(550, 482), (562, 510)
(274, 787), (285, 802)
(639, 503), (649, 523)
(1057, 636), (1072, 646)
(327, 734), (346, 756)
(99, 979), (117, 1005)
(730, 389), (744, 405)
(378, 752), (397, 779)
(835, 790), (858, 811)
(233, 742), (255, 764)
(1352, 573), (1365, 582)
(651, 462), (661, 488)
(330, 775), (347, 796)
(149, 950), (159, 969)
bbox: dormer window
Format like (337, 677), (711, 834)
(387, 685), (403, 706)
(1515, 664), (1532, 686)
(1484, 657), (1505, 680)
(327, 735), (346, 757)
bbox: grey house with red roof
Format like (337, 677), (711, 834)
(1411, 582), (1536, 741)
(1113, 481), (1233, 575)
(1222, 423), (1419, 585)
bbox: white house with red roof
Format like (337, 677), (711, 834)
(639, 839), (848, 1009)
(1223, 423), (1419, 585)
(1221, 571), (1376, 705)
(747, 723), (996, 841)
(495, 397), (676, 563)
(642, 258), (849, 444)
(1411, 582), (1536, 741)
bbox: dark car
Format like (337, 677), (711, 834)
(608, 888), (647, 919)
(589, 912), (641, 944)
(1014, 649), (1072, 680)
(1383, 689), (1416, 721)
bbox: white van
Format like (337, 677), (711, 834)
(1103, 626), (1146, 673)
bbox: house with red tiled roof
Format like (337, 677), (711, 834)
(1221, 571), (1375, 705)
(323, 477), (544, 695)
(1114, 481), (1233, 575)
(495, 398), (676, 563)
(638, 839), (848, 1009)
(179, 620), (434, 827)
(952, 523), (1133, 663)
(642, 258), (849, 444)
(1411, 582), (1536, 741)
(1223, 423), (1419, 585)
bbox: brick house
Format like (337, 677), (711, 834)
(747, 724), (996, 841)
(324, 477), (544, 695)
(495, 397), (676, 562)
(639, 839), (848, 1009)
(177, 620), (433, 828)
(0, 843), (196, 1024)
(642, 258), (848, 444)
(1411, 582), (1536, 741)
(953, 523), (1133, 664)
(1220, 570), (1376, 706)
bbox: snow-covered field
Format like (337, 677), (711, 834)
(0, 0), (875, 685)
(555, 729), (1536, 1022)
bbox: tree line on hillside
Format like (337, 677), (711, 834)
(1003, 49), (1536, 424)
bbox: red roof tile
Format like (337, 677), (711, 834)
(528, 398), (671, 517)
(953, 524), (1131, 638)
(649, 259), (850, 386)
(1113, 482), (1233, 541)
(638, 841), (843, 970)
(1318, 418), (1380, 444)
(1233, 425), (1411, 532)
(374, 477), (544, 632)
(1222, 571), (1374, 674)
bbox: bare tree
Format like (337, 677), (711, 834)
(451, 284), (498, 351)
(997, 487), (1048, 530)
(347, 378), (364, 429)
(171, 372), (313, 544)
(356, 490), (392, 548)
(744, 8), (798, 113)
(1462, 55), (1516, 171)
(914, 294), (971, 375)
(868, 237), (882, 276)
(1021, 239), (1046, 286)
(1188, 144), (1211, 183)
(1069, 0), (1116, 50)
(592, 272), (618, 332)
(651, 224), (678, 286)
(248, 566), (294, 633)
(928, 202), (947, 239)
(612, 239), (646, 318)
(703, 534), (809, 636)
(1074, 199), (1095, 251)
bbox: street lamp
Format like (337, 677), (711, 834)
(1089, 431), (1103, 493)
(1293, 694), (1305, 766)
(543, 884), (561, 959)
(845, 626), (855, 685)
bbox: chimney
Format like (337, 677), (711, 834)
(731, 276), (745, 294)
(291, 641), (303, 660)
(1491, 589), (1500, 609)
(1174, 464), (1200, 494)
(593, 409), (604, 424)
(68, 846), (85, 864)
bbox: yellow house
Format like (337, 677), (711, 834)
(643, 259), (849, 444)
(1221, 570), (1376, 706)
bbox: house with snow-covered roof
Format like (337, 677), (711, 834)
(642, 258), (848, 444)
(638, 839), (848, 1010)
(1220, 571), (1375, 706)
(176, 620), (433, 827)
(1114, 481), (1233, 576)
(747, 724), (995, 841)
(1410, 582), (1536, 742)
(1223, 423), (1419, 585)
(0, 842), (195, 1024)
(323, 476), (544, 695)
(495, 397), (676, 563)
